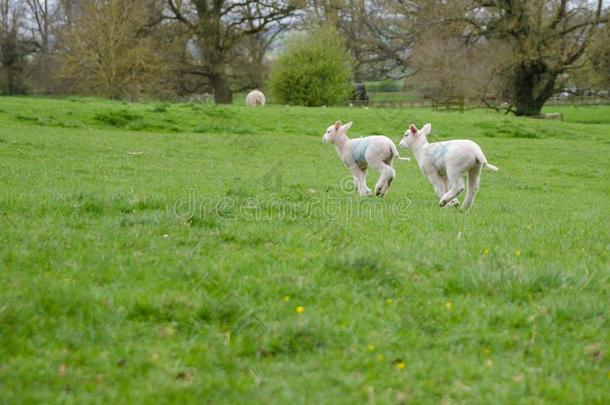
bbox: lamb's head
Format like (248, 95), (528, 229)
(322, 121), (352, 143)
(400, 123), (431, 148)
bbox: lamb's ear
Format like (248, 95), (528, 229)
(422, 123), (432, 136)
(410, 124), (418, 134)
(341, 121), (353, 131)
(334, 121), (342, 130)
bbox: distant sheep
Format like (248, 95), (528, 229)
(323, 121), (409, 197)
(399, 123), (498, 209)
(245, 90), (266, 106)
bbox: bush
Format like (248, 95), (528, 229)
(269, 27), (353, 106)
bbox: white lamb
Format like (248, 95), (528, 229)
(245, 90), (266, 106)
(399, 123), (498, 209)
(323, 121), (409, 197)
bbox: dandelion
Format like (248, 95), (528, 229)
(515, 249), (521, 257)
(162, 325), (175, 336)
(483, 248), (491, 256)
(386, 298), (394, 305)
(445, 301), (453, 311)
(283, 295), (290, 302)
(367, 344), (376, 352)
(295, 306), (305, 314)
(377, 354), (385, 361)
(394, 361), (406, 370)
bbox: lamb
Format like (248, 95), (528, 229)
(245, 90), (266, 106)
(322, 121), (409, 197)
(399, 123), (498, 209)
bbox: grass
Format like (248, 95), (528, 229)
(0, 97), (609, 403)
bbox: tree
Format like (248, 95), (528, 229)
(268, 26), (353, 106)
(589, 21), (610, 89)
(24, 0), (56, 92)
(57, 0), (164, 100)
(407, 36), (509, 108)
(166, 0), (298, 104)
(453, 0), (606, 116)
(230, 14), (287, 91)
(0, 0), (31, 94)
(304, 0), (416, 80)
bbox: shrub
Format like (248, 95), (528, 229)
(269, 27), (353, 106)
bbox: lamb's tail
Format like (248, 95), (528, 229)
(476, 149), (498, 171)
(390, 143), (410, 162)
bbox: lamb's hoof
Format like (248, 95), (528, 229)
(439, 199), (447, 207)
(446, 199), (460, 208)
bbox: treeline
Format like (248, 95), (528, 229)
(1, 0), (608, 115)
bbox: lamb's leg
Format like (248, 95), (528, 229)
(462, 164), (482, 209)
(348, 166), (370, 196)
(440, 168), (465, 207)
(428, 171), (459, 207)
(362, 169), (372, 195)
(369, 161), (395, 197)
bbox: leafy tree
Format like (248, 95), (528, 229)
(589, 22), (610, 89)
(455, 0), (606, 115)
(268, 26), (353, 106)
(0, 0), (31, 94)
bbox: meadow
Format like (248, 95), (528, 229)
(0, 97), (609, 403)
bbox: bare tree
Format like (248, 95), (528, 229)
(166, 0), (297, 104)
(304, 0), (416, 80)
(57, 0), (165, 99)
(24, 0), (59, 92)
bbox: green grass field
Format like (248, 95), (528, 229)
(1, 97), (609, 403)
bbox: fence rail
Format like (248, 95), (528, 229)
(349, 96), (610, 110)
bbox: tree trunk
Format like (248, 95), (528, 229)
(211, 72), (232, 104)
(511, 61), (557, 116)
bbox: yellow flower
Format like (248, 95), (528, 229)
(445, 302), (453, 311)
(377, 354), (385, 361)
(283, 295), (290, 302)
(485, 359), (493, 368)
(483, 348), (491, 356)
(295, 306), (305, 314)
(515, 249), (521, 257)
(394, 361), (406, 370)
(367, 344), (376, 352)
(386, 298), (394, 305)
(483, 248), (491, 256)
(162, 325), (175, 336)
